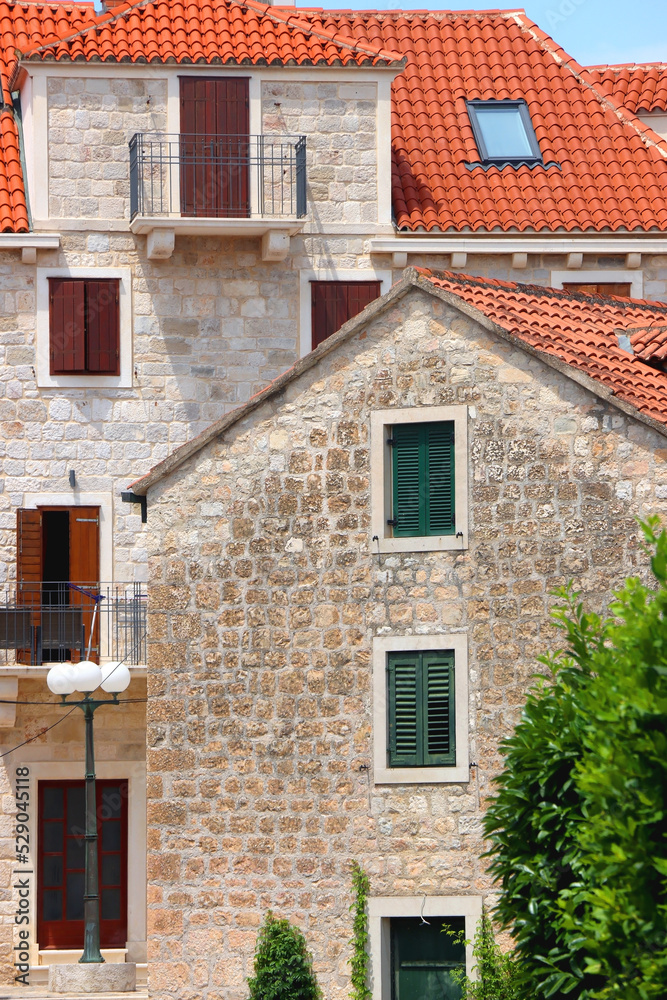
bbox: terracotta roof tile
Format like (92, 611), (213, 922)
(2, 4), (667, 233)
(628, 324), (667, 362)
(586, 63), (667, 114)
(417, 267), (667, 426)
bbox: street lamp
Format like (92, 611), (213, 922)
(46, 659), (131, 965)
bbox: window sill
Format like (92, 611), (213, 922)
(374, 533), (468, 554)
(37, 374), (131, 389)
(375, 765), (470, 784)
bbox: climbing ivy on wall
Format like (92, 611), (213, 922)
(349, 861), (372, 1000)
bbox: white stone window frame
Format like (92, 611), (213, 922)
(36, 267), (133, 389)
(368, 895), (483, 1000)
(18, 759), (146, 968)
(373, 633), (469, 785)
(299, 267), (392, 358)
(551, 269), (643, 299)
(370, 405), (469, 554)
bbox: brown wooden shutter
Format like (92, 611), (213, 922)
(68, 507), (100, 661)
(86, 281), (120, 375)
(311, 281), (382, 350)
(68, 508), (100, 585)
(563, 282), (632, 297)
(49, 279), (85, 374)
(179, 77), (250, 218)
(17, 508), (42, 588)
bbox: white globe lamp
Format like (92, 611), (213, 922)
(46, 663), (77, 696)
(100, 661), (131, 694)
(72, 660), (103, 694)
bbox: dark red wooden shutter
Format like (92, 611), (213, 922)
(85, 281), (120, 375)
(49, 279), (85, 374)
(17, 508), (42, 588)
(179, 77), (250, 218)
(311, 281), (381, 350)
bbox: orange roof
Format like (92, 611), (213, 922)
(586, 63), (667, 114)
(3, 4), (667, 233)
(629, 324), (667, 363)
(418, 267), (667, 426)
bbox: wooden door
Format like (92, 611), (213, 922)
(67, 507), (100, 662)
(390, 917), (465, 1000)
(179, 77), (250, 218)
(38, 780), (128, 950)
(15, 507), (100, 663)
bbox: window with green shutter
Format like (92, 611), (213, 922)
(387, 651), (456, 767)
(389, 422), (455, 537)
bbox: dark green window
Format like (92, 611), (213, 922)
(387, 652), (456, 767)
(389, 422), (455, 537)
(391, 916), (465, 1000)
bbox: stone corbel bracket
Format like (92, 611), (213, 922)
(0, 234), (61, 262)
(0, 676), (18, 727)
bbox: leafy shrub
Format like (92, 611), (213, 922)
(247, 911), (322, 1000)
(448, 909), (521, 1000)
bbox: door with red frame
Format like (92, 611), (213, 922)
(16, 506), (100, 663)
(38, 780), (128, 950)
(179, 77), (250, 218)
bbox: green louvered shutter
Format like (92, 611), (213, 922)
(423, 653), (456, 766)
(388, 652), (456, 767)
(387, 654), (421, 767)
(390, 422), (455, 537)
(391, 424), (423, 536)
(426, 422), (455, 535)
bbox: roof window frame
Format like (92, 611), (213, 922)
(466, 98), (543, 167)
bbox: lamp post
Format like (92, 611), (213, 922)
(46, 659), (131, 965)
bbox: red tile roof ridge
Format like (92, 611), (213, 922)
(17, 0), (404, 64)
(586, 61), (667, 71)
(413, 266), (667, 315)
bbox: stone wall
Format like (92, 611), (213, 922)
(262, 81), (378, 225)
(48, 77), (167, 221)
(45, 73), (379, 224)
(144, 287), (667, 1000)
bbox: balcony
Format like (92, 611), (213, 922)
(0, 582), (146, 668)
(129, 133), (307, 259)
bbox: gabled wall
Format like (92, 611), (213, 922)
(144, 286), (667, 1000)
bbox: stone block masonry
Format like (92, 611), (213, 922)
(144, 289), (667, 1000)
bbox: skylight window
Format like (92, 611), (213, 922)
(466, 99), (542, 166)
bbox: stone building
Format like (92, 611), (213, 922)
(130, 268), (667, 999)
(0, 0), (666, 987)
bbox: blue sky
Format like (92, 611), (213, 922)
(315, 0), (667, 67)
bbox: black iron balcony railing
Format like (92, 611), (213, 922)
(129, 133), (307, 220)
(0, 582), (147, 666)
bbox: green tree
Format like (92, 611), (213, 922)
(247, 912), (322, 1000)
(484, 518), (667, 1000)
